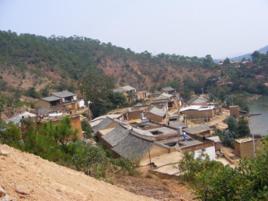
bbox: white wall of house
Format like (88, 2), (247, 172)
(78, 99), (85, 108)
(194, 146), (216, 160)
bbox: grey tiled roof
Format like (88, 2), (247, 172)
(52, 90), (75, 98)
(156, 93), (173, 100)
(92, 117), (115, 133)
(188, 95), (209, 105)
(42, 96), (60, 102)
(102, 125), (129, 147)
(113, 85), (136, 93)
(161, 86), (175, 92)
(112, 132), (153, 161)
(184, 125), (211, 135)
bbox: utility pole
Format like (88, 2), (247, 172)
(252, 132), (256, 158)
(148, 149), (152, 166)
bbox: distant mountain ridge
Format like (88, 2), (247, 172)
(231, 45), (268, 62)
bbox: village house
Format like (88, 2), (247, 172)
(35, 90), (90, 117)
(161, 86), (176, 95)
(111, 131), (170, 166)
(151, 92), (181, 110)
(150, 128), (216, 160)
(122, 105), (149, 124)
(33, 90), (91, 139)
(145, 105), (168, 124)
(180, 94), (222, 122)
(113, 85), (137, 104)
(183, 124), (212, 139)
(187, 95), (210, 106)
(6, 110), (84, 140)
(180, 105), (216, 122)
(131, 120), (216, 161)
(36, 90), (76, 109)
(229, 105), (240, 118)
(136, 90), (149, 101)
(234, 136), (262, 159)
(92, 119), (170, 166)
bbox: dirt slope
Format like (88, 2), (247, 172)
(114, 175), (195, 201)
(0, 144), (154, 201)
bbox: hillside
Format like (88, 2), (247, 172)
(0, 144), (154, 201)
(0, 30), (216, 93)
(1, 30), (268, 117)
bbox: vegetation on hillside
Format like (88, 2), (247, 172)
(0, 31), (214, 76)
(1, 30), (268, 114)
(0, 30), (216, 115)
(0, 117), (135, 178)
(179, 138), (268, 201)
(80, 67), (127, 117)
(216, 116), (250, 147)
(208, 51), (268, 99)
(0, 29), (214, 93)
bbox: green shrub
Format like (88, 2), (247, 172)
(0, 123), (23, 149)
(179, 139), (268, 201)
(0, 118), (134, 179)
(81, 120), (92, 138)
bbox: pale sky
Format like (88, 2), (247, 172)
(1, 0), (268, 58)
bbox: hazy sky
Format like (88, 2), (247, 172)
(1, 0), (268, 58)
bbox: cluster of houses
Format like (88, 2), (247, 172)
(91, 85), (263, 175)
(4, 85), (262, 176)
(6, 90), (91, 139)
(90, 115), (216, 168)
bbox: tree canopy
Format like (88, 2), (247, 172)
(179, 139), (268, 201)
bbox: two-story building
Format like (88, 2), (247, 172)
(35, 90), (91, 139)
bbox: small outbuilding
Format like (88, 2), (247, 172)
(234, 136), (262, 159)
(146, 106), (168, 124)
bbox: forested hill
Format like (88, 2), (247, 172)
(1, 30), (268, 97)
(0, 30), (217, 93)
(1, 30), (268, 116)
